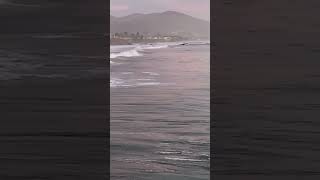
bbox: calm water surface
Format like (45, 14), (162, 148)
(110, 42), (210, 180)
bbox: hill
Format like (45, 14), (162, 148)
(110, 11), (210, 38)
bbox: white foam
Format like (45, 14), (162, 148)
(136, 82), (161, 86)
(164, 157), (205, 162)
(142, 72), (159, 76)
(137, 78), (154, 81)
(157, 151), (182, 155)
(110, 49), (141, 59)
(110, 78), (124, 87)
(110, 60), (122, 66)
(136, 44), (169, 50)
(110, 78), (162, 88)
(110, 43), (170, 59)
(121, 72), (133, 75)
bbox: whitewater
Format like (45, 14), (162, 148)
(110, 43), (171, 59)
(110, 41), (210, 88)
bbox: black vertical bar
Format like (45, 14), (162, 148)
(107, 0), (111, 178)
(0, 1), (109, 179)
(213, 0), (320, 180)
(210, 0), (215, 179)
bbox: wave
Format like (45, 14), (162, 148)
(110, 76), (163, 88)
(136, 44), (169, 50)
(110, 80), (162, 88)
(110, 78), (123, 87)
(110, 49), (142, 59)
(136, 82), (161, 86)
(110, 43), (170, 59)
(164, 157), (206, 162)
(142, 72), (159, 76)
(172, 42), (210, 47)
(157, 151), (182, 155)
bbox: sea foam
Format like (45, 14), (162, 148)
(110, 43), (169, 59)
(110, 49), (141, 59)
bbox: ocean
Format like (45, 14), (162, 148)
(110, 42), (210, 179)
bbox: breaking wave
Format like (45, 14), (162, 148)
(110, 43), (170, 59)
(110, 49), (141, 59)
(136, 44), (169, 50)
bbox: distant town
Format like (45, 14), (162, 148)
(109, 32), (200, 45)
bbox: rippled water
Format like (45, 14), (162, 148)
(110, 42), (210, 180)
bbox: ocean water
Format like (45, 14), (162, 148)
(110, 42), (210, 179)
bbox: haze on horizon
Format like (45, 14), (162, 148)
(111, 0), (210, 21)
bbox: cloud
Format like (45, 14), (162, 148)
(111, 4), (129, 11)
(110, 0), (210, 20)
(168, 0), (210, 19)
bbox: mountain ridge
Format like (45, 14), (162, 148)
(111, 11), (209, 22)
(110, 11), (210, 38)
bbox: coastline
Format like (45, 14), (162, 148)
(110, 39), (178, 46)
(110, 37), (210, 46)
(110, 39), (210, 46)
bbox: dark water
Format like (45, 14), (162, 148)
(111, 43), (210, 179)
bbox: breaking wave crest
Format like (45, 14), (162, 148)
(136, 44), (169, 50)
(110, 49), (141, 59)
(110, 43), (170, 59)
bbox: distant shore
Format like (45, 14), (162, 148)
(110, 38), (182, 45)
(110, 38), (209, 45)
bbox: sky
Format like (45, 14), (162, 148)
(111, 0), (210, 21)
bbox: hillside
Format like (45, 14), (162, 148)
(110, 11), (210, 38)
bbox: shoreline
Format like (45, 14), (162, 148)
(110, 39), (210, 46)
(110, 38), (210, 46)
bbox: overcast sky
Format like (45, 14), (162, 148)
(111, 0), (210, 21)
